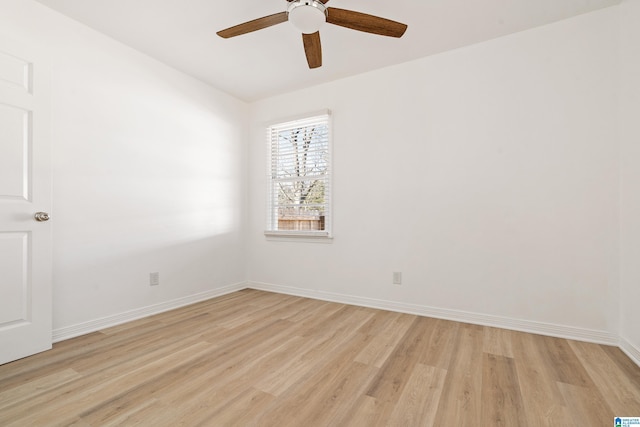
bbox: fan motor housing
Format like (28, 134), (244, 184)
(287, 0), (328, 34)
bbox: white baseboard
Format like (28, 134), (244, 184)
(52, 279), (627, 362)
(52, 282), (247, 343)
(619, 336), (640, 367)
(247, 281), (619, 346)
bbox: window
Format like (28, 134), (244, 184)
(266, 111), (331, 238)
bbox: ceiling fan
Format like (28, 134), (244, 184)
(216, 0), (408, 69)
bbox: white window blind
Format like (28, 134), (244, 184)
(266, 112), (331, 237)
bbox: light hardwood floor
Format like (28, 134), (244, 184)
(1, 289), (639, 426)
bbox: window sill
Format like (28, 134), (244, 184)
(264, 231), (333, 243)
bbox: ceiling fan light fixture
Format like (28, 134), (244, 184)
(287, 0), (327, 34)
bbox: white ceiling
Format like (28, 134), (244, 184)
(34, 0), (620, 101)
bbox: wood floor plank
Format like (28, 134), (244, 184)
(66, 418), (92, 427)
(69, 313), (216, 374)
(539, 335), (595, 388)
(2, 342), (214, 426)
(99, 398), (180, 427)
(1, 290), (639, 426)
(78, 319), (296, 424)
(569, 340), (640, 416)
(0, 367), (81, 410)
(481, 353), (528, 426)
(386, 363), (447, 427)
(0, 335), (211, 424)
(150, 295), (249, 326)
(0, 332), (114, 390)
(214, 294), (299, 329)
(432, 323), (484, 425)
(354, 312), (415, 368)
(601, 345), (640, 388)
(254, 338), (378, 427)
(96, 398), (160, 427)
(511, 331), (573, 426)
(276, 295), (325, 321)
(557, 382), (613, 427)
(297, 304), (369, 338)
(337, 395), (388, 427)
(192, 387), (275, 427)
(366, 316), (438, 403)
(417, 318), (460, 370)
(254, 306), (374, 396)
(159, 334), (304, 410)
(483, 326), (515, 358)
(278, 360), (378, 427)
(280, 298), (332, 323)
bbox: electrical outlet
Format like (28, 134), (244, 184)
(150, 272), (160, 286)
(393, 272), (402, 285)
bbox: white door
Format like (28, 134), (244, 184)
(0, 38), (52, 365)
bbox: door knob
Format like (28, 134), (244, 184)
(34, 212), (50, 222)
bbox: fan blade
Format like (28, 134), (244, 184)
(303, 32), (322, 69)
(326, 8), (407, 38)
(217, 12), (288, 38)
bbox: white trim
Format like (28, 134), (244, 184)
(264, 109), (331, 128)
(52, 282), (247, 343)
(264, 231), (333, 243)
(264, 230), (330, 238)
(619, 336), (640, 368)
(52, 280), (632, 364)
(266, 111), (332, 237)
(246, 281), (619, 346)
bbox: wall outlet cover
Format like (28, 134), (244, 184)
(393, 272), (402, 285)
(150, 272), (160, 286)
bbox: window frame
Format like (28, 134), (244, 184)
(264, 110), (333, 241)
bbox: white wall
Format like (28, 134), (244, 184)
(0, 0), (247, 331)
(619, 0), (640, 358)
(248, 8), (620, 336)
